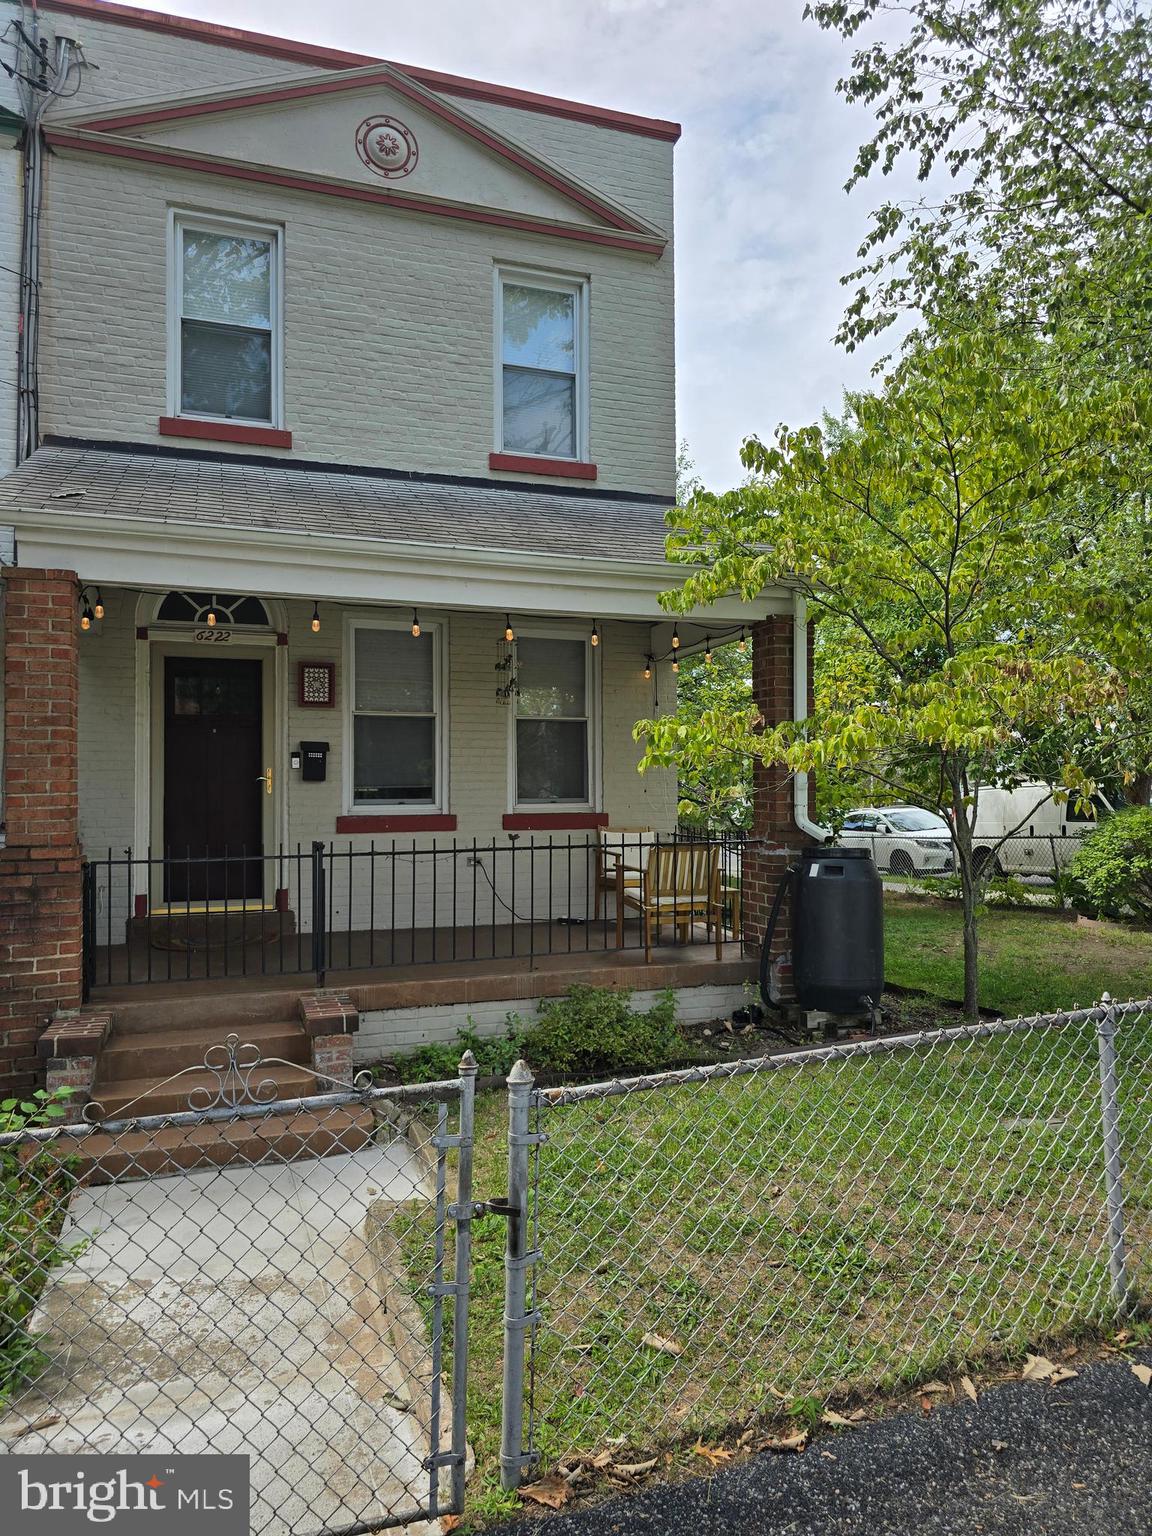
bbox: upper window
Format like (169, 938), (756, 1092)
(349, 622), (443, 808)
(171, 215), (281, 425)
(497, 272), (587, 460)
(514, 636), (593, 806)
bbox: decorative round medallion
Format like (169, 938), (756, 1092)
(355, 116), (419, 180)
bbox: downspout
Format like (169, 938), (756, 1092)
(791, 589), (828, 843)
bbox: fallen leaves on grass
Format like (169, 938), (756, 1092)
(518, 1474), (572, 1509)
(757, 1431), (809, 1454)
(641, 1331), (684, 1357)
(960, 1376), (978, 1403)
(821, 1409), (866, 1428)
(1130, 1363), (1152, 1387)
(693, 1442), (735, 1468)
(610, 1457), (658, 1478)
(439, 1518), (461, 1533)
(921, 1380), (951, 1395)
(1022, 1354), (1078, 1386)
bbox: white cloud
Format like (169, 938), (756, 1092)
(111, 0), (916, 488)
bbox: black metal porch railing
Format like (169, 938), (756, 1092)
(81, 832), (747, 992)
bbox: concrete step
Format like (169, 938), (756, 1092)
(94, 1063), (319, 1121)
(70, 1107), (377, 1183)
(103, 986), (313, 1035)
(96, 1019), (309, 1084)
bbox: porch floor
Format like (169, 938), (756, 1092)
(90, 919), (754, 1012)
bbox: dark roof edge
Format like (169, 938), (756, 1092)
(39, 436), (676, 507)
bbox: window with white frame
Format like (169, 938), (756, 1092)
(514, 636), (593, 805)
(171, 214), (281, 424)
(497, 273), (586, 460)
(350, 623), (441, 806)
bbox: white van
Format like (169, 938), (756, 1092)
(970, 783), (1112, 876)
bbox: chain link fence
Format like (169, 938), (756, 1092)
(508, 998), (1152, 1478)
(0, 1066), (476, 1536)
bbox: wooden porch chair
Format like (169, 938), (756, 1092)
(593, 826), (655, 923)
(621, 843), (723, 962)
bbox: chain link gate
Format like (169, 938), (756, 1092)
(0, 1044), (480, 1536)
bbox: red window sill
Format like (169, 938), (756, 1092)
(503, 812), (609, 831)
(489, 452), (597, 480)
(335, 814), (458, 833)
(159, 416), (293, 449)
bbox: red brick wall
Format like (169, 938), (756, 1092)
(0, 569), (84, 1097)
(742, 614), (816, 1002)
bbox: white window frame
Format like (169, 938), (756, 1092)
(167, 208), (285, 428)
(509, 626), (600, 812)
(493, 265), (590, 463)
(343, 614), (449, 815)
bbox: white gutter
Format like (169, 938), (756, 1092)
(792, 590), (830, 843)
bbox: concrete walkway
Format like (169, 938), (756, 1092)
(1, 1139), (439, 1535)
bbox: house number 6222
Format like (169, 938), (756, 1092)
(194, 628), (232, 643)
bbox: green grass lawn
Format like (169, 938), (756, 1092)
(408, 1010), (1152, 1508)
(884, 895), (1152, 1015)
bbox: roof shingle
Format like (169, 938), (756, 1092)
(0, 442), (677, 565)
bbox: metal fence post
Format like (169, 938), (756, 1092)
(1095, 993), (1132, 1318)
(500, 1059), (537, 1491)
(450, 1050), (477, 1512)
(311, 840), (327, 987)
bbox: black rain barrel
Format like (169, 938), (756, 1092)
(792, 846), (884, 1013)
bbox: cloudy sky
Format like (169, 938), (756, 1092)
(118, 0), (911, 490)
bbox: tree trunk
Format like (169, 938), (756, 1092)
(950, 790), (980, 1019)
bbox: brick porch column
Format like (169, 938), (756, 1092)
(742, 614), (816, 1005)
(0, 569), (84, 1098)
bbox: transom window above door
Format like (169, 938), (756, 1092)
(169, 213), (282, 427)
(155, 592), (271, 627)
(497, 271), (588, 461)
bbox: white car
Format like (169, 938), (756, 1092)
(839, 806), (954, 875)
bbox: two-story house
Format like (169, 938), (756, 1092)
(0, 0), (812, 1112)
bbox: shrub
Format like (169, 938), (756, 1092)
(1064, 806), (1152, 922)
(1, 1088), (85, 1402)
(387, 1021), (526, 1085)
(526, 986), (681, 1077)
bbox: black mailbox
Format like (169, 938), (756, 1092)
(300, 741), (330, 783)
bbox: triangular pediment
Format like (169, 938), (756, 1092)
(56, 64), (667, 243)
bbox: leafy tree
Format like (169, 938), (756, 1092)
(638, 330), (1142, 1016)
(671, 643), (755, 829)
(806, 0), (1152, 371)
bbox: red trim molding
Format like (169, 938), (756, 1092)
(335, 814), (458, 833)
(48, 134), (665, 255)
(158, 416), (292, 449)
(82, 69), (643, 234)
(489, 453), (598, 480)
(40, 1), (681, 141)
(503, 812), (609, 830)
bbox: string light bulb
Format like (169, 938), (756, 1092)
(671, 625), (680, 650)
(590, 621), (599, 648)
(672, 656), (680, 674)
(737, 628), (747, 654)
(704, 638), (713, 664)
(643, 655), (653, 680)
(411, 610), (421, 638)
(94, 591), (105, 621)
(504, 614), (515, 643)
(80, 603), (93, 632)
(311, 602), (321, 634)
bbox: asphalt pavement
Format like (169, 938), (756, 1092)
(494, 1348), (1152, 1535)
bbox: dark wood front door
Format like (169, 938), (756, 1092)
(163, 656), (264, 901)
